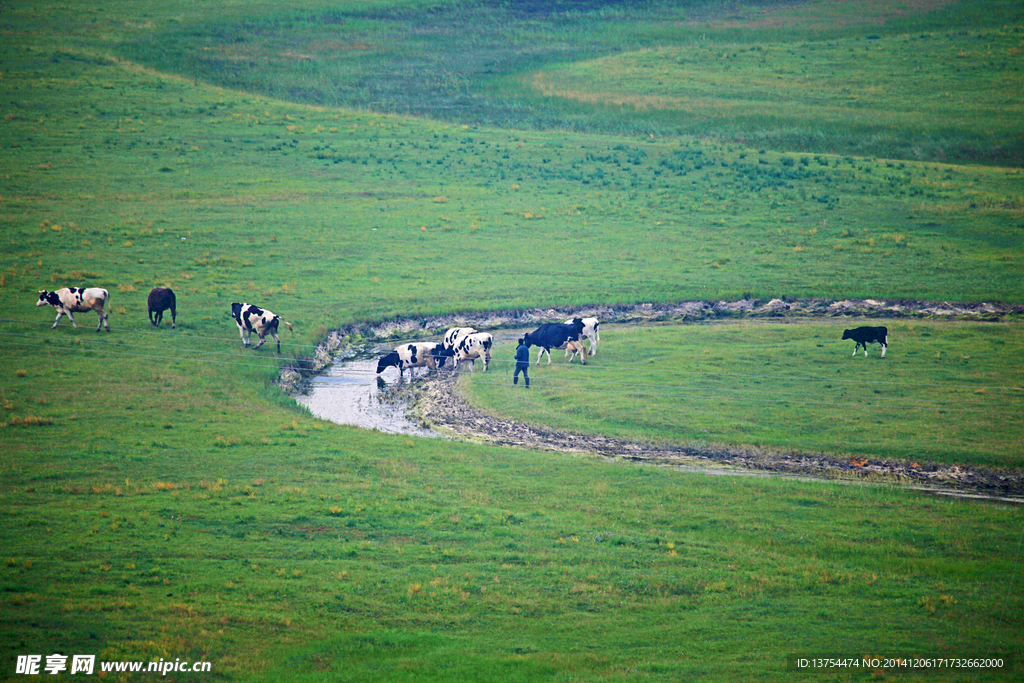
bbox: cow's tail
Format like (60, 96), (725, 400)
(594, 321), (600, 341)
(284, 321), (293, 332)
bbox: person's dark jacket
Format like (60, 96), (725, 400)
(514, 344), (530, 367)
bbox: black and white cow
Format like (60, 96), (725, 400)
(447, 332), (493, 371)
(563, 316), (600, 356)
(842, 326), (888, 358)
(376, 342), (446, 379)
(230, 302), (292, 353)
(523, 320), (586, 364)
(443, 327), (477, 350)
(37, 287), (110, 331)
(148, 287), (176, 329)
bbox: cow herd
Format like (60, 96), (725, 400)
(35, 286), (294, 353)
(33, 287), (891, 364)
(374, 318), (605, 379)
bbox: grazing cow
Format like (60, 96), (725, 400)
(523, 320), (586, 364)
(563, 317), (600, 356)
(148, 287), (176, 329)
(376, 342), (446, 379)
(842, 326), (888, 358)
(37, 287), (110, 331)
(446, 332), (493, 371)
(230, 302), (292, 353)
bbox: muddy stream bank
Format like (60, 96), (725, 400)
(285, 298), (1024, 503)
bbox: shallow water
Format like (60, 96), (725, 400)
(295, 357), (439, 438)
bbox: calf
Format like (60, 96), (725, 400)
(148, 287), (177, 329)
(376, 342), (445, 379)
(230, 302), (292, 353)
(37, 287), (110, 331)
(523, 320), (586, 364)
(565, 339), (586, 364)
(842, 326), (888, 358)
(563, 317), (600, 356)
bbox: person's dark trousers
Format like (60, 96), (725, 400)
(513, 366), (530, 387)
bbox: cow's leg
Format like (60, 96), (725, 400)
(170, 306), (176, 329)
(483, 350), (490, 371)
(880, 343), (886, 358)
(850, 344), (858, 357)
(150, 309), (158, 327)
(252, 333), (267, 350)
(579, 342), (588, 365)
(272, 330), (281, 353)
(66, 310), (77, 328)
(51, 310), (64, 328)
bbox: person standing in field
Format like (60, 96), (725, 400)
(513, 337), (530, 388)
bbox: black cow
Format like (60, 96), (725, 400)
(231, 302), (292, 353)
(842, 326), (888, 358)
(523, 320), (586, 364)
(148, 287), (176, 329)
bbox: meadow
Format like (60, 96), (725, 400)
(463, 320), (1024, 469)
(1, 0), (1023, 680)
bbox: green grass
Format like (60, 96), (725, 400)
(2, 0), (1023, 680)
(461, 320), (1024, 469)
(109, 0), (1024, 165)
(529, 26), (1024, 163)
(3, 424), (1022, 682)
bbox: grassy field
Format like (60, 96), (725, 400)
(2, 0), (1023, 680)
(114, 0), (1024, 164)
(462, 320), (1024, 469)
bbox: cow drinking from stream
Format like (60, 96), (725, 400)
(376, 342), (446, 379)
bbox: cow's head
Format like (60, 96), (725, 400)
(841, 329), (853, 340)
(230, 302), (243, 321)
(522, 333), (535, 347)
(434, 347), (455, 368)
(37, 290), (59, 307)
(376, 351), (400, 374)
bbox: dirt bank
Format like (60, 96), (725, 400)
(283, 298), (1024, 499)
(410, 372), (1023, 500)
